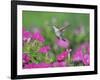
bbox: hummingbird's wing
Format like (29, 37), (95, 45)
(59, 24), (70, 32)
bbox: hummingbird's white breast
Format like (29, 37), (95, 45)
(53, 26), (61, 38)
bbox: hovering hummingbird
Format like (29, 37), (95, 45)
(52, 23), (70, 40)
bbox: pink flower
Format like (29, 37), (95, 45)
(57, 49), (71, 61)
(23, 53), (30, 64)
(72, 42), (90, 65)
(80, 42), (90, 53)
(23, 28), (32, 42)
(32, 31), (45, 42)
(82, 54), (90, 65)
(39, 46), (51, 53)
(24, 63), (36, 69)
(56, 38), (69, 48)
(52, 61), (67, 67)
(72, 48), (83, 61)
(87, 45), (90, 54)
(24, 62), (51, 69)
(81, 42), (89, 48)
(36, 62), (51, 68)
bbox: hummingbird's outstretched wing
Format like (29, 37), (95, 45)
(59, 23), (70, 32)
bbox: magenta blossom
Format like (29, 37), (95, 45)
(23, 53), (30, 64)
(23, 28), (32, 42)
(24, 62), (51, 69)
(36, 62), (52, 68)
(72, 42), (90, 65)
(87, 46), (90, 54)
(32, 31), (45, 42)
(39, 46), (51, 53)
(56, 38), (69, 48)
(82, 54), (90, 65)
(80, 42), (90, 54)
(86, 43), (90, 54)
(24, 63), (35, 69)
(57, 49), (71, 61)
(52, 61), (67, 67)
(72, 48), (83, 61)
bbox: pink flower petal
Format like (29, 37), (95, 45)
(39, 46), (51, 53)
(23, 28), (32, 41)
(57, 49), (70, 61)
(72, 49), (83, 61)
(56, 38), (69, 48)
(32, 31), (45, 42)
(52, 61), (67, 67)
(82, 54), (90, 65)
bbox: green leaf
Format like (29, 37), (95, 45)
(75, 33), (85, 43)
(23, 43), (31, 53)
(50, 56), (56, 62)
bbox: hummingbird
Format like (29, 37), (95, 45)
(52, 23), (70, 40)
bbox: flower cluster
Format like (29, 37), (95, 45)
(72, 42), (90, 65)
(22, 27), (90, 69)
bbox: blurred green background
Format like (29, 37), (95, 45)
(22, 11), (90, 54)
